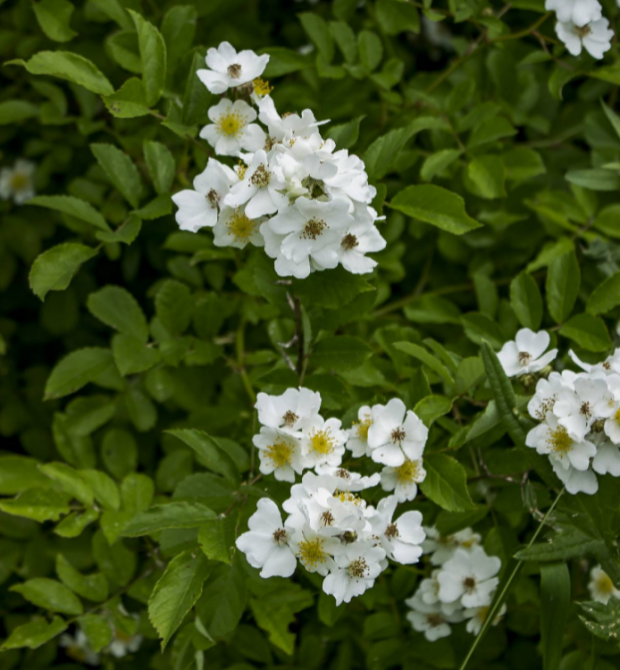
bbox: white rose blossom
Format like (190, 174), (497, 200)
(0, 159), (36, 204)
(588, 565), (620, 604)
(555, 17), (614, 59)
(197, 41), (269, 94)
(497, 328), (558, 378)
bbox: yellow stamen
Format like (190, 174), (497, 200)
(614, 407), (620, 423)
(264, 439), (293, 468)
(298, 537), (327, 569)
(253, 77), (273, 96)
(217, 111), (246, 137)
(226, 209), (256, 243)
(596, 571), (615, 594)
(395, 459), (422, 484)
(547, 426), (572, 455)
(334, 490), (361, 505)
(236, 160), (247, 180)
(308, 428), (335, 455)
(353, 416), (373, 441)
(10, 173), (28, 191)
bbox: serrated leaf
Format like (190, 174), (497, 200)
(121, 502), (216, 537)
(45, 348), (116, 400)
(87, 285), (148, 341)
(11, 578), (83, 615)
(1, 616), (67, 651)
(559, 313), (612, 352)
(311, 336), (372, 372)
(393, 342), (455, 386)
(198, 516), (236, 564)
(144, 140), (176, 194)
(167, 430), (240, 483)
(29, 243), (98, 301)
(510, 272), (543, 331)
(29, 195), (110, 231)
(91, 143), (142, 208)
(419, 454), (476, 512)
(0, 488), (71, 522)
(587, 271), (620, 316)
(56, 555), (108, 602)
(128, 10), (167, 107)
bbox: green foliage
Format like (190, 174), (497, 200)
(4, 0), (620, 668)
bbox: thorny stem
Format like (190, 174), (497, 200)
(459, 487), (565, 670)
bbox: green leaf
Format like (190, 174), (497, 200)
(161, 5), (197, 75)
(198, 516), (236, 564)
(149, 549), (213, 650)
(96, 215), (142, 245)
(92, 529), (136, 586)
(197, 557), (247, 639)
(167, 429), (240, 483)
(44, 348), (116, 400)
(128, 10), (167, 107)
(468, 116), (516, 148)
(414, 395), (453, 427)
(11, 578), (83, 616)
(594, 204), (620, 239)
(32, 0), (77, 42)
(91, 143), (142, 208)
(87, 285), (148, 342)
(559, 313), (612, 352)
(546, 250), (581, 324)
(56, 555), (108, 602)
(103, 77), (150, 118)
(299, 12), (334, 62)
(29, 195), (110, 232)
(80, 470), (120, 511)
(0, 456), (52, 494)
(29, 243), (98, 301)
(38, 462), (94, 506)
(112, 333), (161, 376)
(0, 100), (39, 125)
(262, 47), (310, 77)
(78, 613), (113, 652)
(461, 313), (505, 349)
(502, 147), (546, 183)
(587, 271), (620, 315)
(466, 155), (506, 199)
(54, 509), (99, 538)
(455, 357), (485, 394)
(1, 616), (67, 651)
(327, 115), (364, 149)
(364, 125), (415, 180)
(515, 524), (604, 562)
(0, 488), (71, 522)
(419, 454), (476, 512)
(394, 341), (455, 386)
(358, 30), (383, 71)
(156, 279), (193, 336)
(121, 502), (216, 537)
(420, 149), (462, 182)
(144, 140), (176, 195)
(391, 184), (482, 235)
(566, 168), (620, 192)
(540, 563), (571, 670)
(311, 336), (372, 372)
(376, 0), (419, 34)
(510, 272), (543, 331)
(293, 266), (374, 309)
(579, 599), (620, 642)
(7, 52), (113, 95)
(330, 20), (357, 64)
(102, 429), (138, 480)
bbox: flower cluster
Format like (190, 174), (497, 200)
(406, 527), (503, 641)
(59, 617), (143, 666)
(0, 159), (35, 205)
(523, 346), (620, 495)
(236, 388), (429, 605)
(546, 0), (614, 59)
(172, 42), (385, 279)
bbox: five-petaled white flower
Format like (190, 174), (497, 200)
(236, 498), (297, 578)
(437, 547), (501, 608)
(545, 0), (602, 25)
(555, 17), (614, 59)
(200, 99), (265, 156)
(254, 426), (305, 482)
(497, 328), (558, 378)
(322, 542), (386, 605)
(370, 496), (426, 564)
(380, 458), (427, 502)
(213, 206), (265, 248)
(588, 565), (620, 604)
(197, 41), (269, 94)
(255, 387), (322, 433)
(0, 159), (36, 204)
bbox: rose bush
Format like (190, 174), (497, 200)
(3, 0), (620, 668)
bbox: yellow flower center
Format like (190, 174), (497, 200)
(309, 428), (335, 455)
(217, 111), (246, 137)
(547, 426), (572, 455)
(354, 416), (373, 441)
(334, 490), (361, 505)
(614, 407), (620, 423)
(395, 459), (422, 484)
(253, 77), (273, 96)
(226, 209), (256, 243)
(298, 537), (327, 569)
(236, 160), (247, 180)
(264, 439), (293, 468)
(10, 173), (28, 191)
(596, 571), (615, 594)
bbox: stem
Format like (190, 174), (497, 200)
(235, 319), (256, 404)
(459, 487), (565, 670)
(288, 294), (306, 385)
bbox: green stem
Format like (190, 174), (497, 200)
(459, 487), (565, 670)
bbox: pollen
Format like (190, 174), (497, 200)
(309, 428), (335, 455)
(518, 351), (532, 366)
(298, 537), (327, 569)
(253, 77), (273, 96)
(574, 23), (592, 37)
(217, 111), (246, 137)
(341, 233), (359, 251)
(236, 161), (247, 180)
(395, 459), (422, 485)
(264, 439), (293, 468)
(282, 410), (299, 427)
(391, 427), (406, 444)
(354, 415), (373, 441)
(348, 557), (369, 579)
(320, 510), (335, 526)
(463, 576), (477, 591)
(427, 613), (445, 628)
(547, 426), (572, 455)
(10, 173), (28, 191)
(385, 523), (399, 539)
(206, 189), (219, 208)
(335, 490), (361, 505)
(273, 528), (288, 545)
(226, 209), (256, 243)
(596, 571), (615, 594)
(615, 407), (620, 423)
(336, 468), (350, 479)
(302, 217), (327, 240)
(227, 63), (242, 78)
(250, 164), (271, 188)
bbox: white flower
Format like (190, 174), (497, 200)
(213, 206), (264, 248)
(60, 629), (100, 666)
(346, 406), (374, 457)
(527, 371), (577, 421)
(588, 565), (620, 604)
(314, 465), (381, 491)
(254, 426), (305, 482)
(301, 416), (348, 468)
(224, 150), (286, 218)
(236, 498), (297, 578)
(367, 398), (428, 467)
(551, 459), (599, 495)
(337, 211), (386, 275)
(497, 329), (557, 378)
(592, 439), (620, 477)
(545, 0), (602, 24)
(380, 458), (426, 502)
(370, 496), (425, 564)
(603, 375), (620, 443)
(0, 159), (36, 204)
(291, 525), (339, 575)
(256, 95), (325, 143)
(263, 197), (354, 279)
(255, 387), (322, 433)
(555, 17), (614, 59)
(108, 620), (143, 658)
(465, 603), (506, 635)
(322, 542), (386, 605)
(569, 349), (620, 375)
(200, 99), (265, 156)
(526, 413), (596, 472)
(324, 151), (376, 206)
(172, 159), (237, 233)
(437, 547), (501, 608)
(197, 42), (269, 94)
(422, 527), (481, 566)
(406, 593), (464, 641)
(553, 376), (615, 441)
